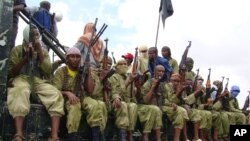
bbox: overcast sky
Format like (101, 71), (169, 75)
(16, 0), (250, 108)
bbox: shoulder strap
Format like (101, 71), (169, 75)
(62, 66), (69, 91)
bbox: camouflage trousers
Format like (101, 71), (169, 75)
(137, 104), (162, 133)
(218, 111), (230, 138)
(126, 102), (138, 131)
(112, 101), (129, 129)
(65, 96), (105, 133)
(211, 111), (222, 130)
(7, 76), (64, 118)
(199, 110), (212, 130)
(162, 105), (189, 129)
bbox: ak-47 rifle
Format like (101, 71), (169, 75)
(111, 52), (116, 64)
(101, 38), (116, 104)
(20, 9), (66, 62)
(130, 47), (139, 101)
(177, 41), (191, 99)
(224, 78), (229, 92)
(179, 41), (192, 83)
(206, 68), (211, 92)
(193, 68), (199, 90)
(102, 38), (109, 103)
(204, 68), (214, 102)
(221, 78), (230, 110)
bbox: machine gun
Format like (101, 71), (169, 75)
(179, 41), (192, 83)
(204, 68), (214, 102)
(19, 9), (66, 62)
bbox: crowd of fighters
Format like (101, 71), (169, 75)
(7, 0), (250, 141)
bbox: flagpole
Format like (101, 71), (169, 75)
(155, 12), (161, 48)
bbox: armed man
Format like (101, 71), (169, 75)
(141, 67), (190, 141)
(7, 25), (64, 141)
(135, 65), (163, 141)
(108, 59), (138, 141)
(52, 47), (105, 141)
(211, 80), (231, 140)
(228, 85), (246, 124)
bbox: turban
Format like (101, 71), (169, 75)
(66, 47), (81, 56)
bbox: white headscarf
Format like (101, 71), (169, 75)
(23, 25), (30, 43)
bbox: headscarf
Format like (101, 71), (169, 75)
(230, 85), (240, 98)
(115, 59), (128, 75)
(23, 24), (40, 44)
(66, 47), (81, 56)
(78, 23), (103, 62)
(23, 25), (30, 43)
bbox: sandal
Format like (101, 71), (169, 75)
(12, 134), (25, 141)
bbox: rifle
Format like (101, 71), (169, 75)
(179, 41), (192, 83)
(111, 52), (116, 64)
(221, 78), (230, 110)
(224, 78), (229, 92)
(102, 38), (110, 103)
(19, 9), (66, 62)
(204, 68), (214, 102)
(193, 68), (199, 90)
(242, 91), (250, 115)
(206, 68), (211, 91)
(130, 47), (138, 101)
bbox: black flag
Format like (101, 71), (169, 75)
(159, 0), (174, 28)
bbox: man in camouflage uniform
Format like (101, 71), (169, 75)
(192, 75), (213, 141)
(211, 80), (230, 140)
(228, 85), (246, 124)
(135, 65), (162, 141)
(90, 56), (114, 138)
(177, 76), (203, 141)
(52, 47), (105, 141)
(141, 69), (189, 141)
(7, 25), (64, 141)
(108, 59), (137, 141)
